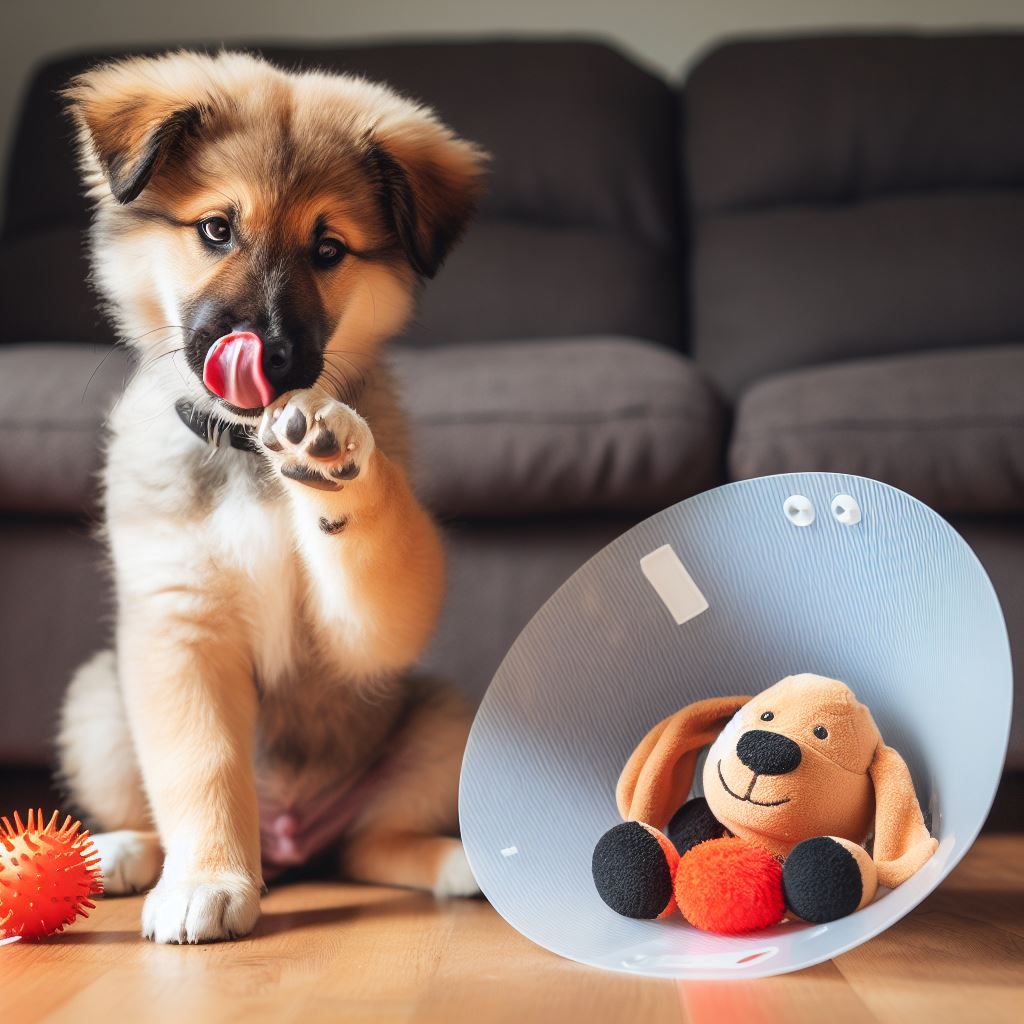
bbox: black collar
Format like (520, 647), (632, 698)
(175, 399), (260, 453)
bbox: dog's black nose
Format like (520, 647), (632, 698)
(736, 729), (802, 775)
(262, 338), (293, 386)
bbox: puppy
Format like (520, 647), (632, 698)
(55, 51), (487, 943)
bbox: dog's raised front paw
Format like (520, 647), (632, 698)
(141, 870), (261, 943)
(258, 389), (374, 492)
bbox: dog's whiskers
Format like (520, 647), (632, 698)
(321, 350), (370, 404)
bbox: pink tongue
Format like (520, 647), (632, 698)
(203, 332), (276, 409)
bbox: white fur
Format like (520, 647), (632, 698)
(60, 652), (149, 830)
(207, 497), (298, 689)
(432, 843), (480, 899)
(92, 830), (163, 894)
(142, 871), (261, 944)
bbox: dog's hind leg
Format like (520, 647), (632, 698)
(58, 649), (163, 893)
(339, 679), (480, 898)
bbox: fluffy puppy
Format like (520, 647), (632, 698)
(56, 50), (487, 943)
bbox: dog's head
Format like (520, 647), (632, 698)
(65, 51), (486, 416)
(616, 674), (936, 883)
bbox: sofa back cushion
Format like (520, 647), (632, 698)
(685, 34), (1024, 396)
(1, 40), (683, 348)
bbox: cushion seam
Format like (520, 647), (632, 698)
(735, 416), (1024, 434)
(411, 409), (713, 427)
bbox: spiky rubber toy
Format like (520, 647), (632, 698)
(0, 810), (103, 941)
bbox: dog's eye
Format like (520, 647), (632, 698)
(814, 725), (829, 740)
(314, 237), (347, 269)
(198, 217), (231, 246)
(760, 711), (774, 722)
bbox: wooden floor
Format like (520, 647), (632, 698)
(2, 835), (1021, 1024)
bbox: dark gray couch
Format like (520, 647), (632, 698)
(0, 35), (1021, 808)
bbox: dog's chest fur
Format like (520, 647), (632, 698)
(204, 488), (300, 688)
(104, 365), (410, 795)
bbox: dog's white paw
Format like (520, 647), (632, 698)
(92, 831), (163, 895)
(141, 871), (261, 944)
(433, 843), (480, 899)
(258, 389), (374, 493)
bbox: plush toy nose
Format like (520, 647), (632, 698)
(736, 729), (802, 775)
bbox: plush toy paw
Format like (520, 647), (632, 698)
(666, 797), (726, 856)
(675, 836), (785, 934)
(592, 821), (679, 919)
(782, 836), (878, 924)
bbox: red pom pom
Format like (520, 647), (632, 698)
(0, 810), (103, 941)
(675, 837), (785, 934)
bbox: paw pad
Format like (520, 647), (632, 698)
(259, 393), (372, 491)
(306, 428), (339, 458)
(284, 408), (307, 444)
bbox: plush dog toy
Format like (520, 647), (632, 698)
(592, 674), (938, 932)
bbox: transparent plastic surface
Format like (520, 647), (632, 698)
(460, 474), (1012, 979)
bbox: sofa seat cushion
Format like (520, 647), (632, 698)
(395, 337), (724, 516)
(0, 337), (724, 519)
(730, 345), (1024, 515)
(0, 343), (127, 517)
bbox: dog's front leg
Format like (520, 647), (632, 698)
(257, 388), (445, 676)
(115, 577), (262, 943)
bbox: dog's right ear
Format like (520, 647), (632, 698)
(63, 56), (213, 204)
(616, 696), (751, 828)
(367, 109), (487, 279)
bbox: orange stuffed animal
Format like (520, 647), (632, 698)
(592, 674), (938, 932)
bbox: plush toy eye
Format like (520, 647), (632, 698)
(198, 216), (231, 246)
(760, 711), (774, 722)
(813, 725), (829, 739)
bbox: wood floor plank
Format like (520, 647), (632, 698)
(0, 835), (1018, 1024)
(679, 959), (879, 1024)
(413, 899), (683, 1024)
(832, 835), (1024, 1024)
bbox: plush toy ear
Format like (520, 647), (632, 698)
(367, 112), (487, 278)
(616, 696), (751, 828)
(64, 55), (215, 204)
(869, 743), (939, 888)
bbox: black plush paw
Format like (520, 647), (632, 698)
(592, 822), (675, 920)
(782, 836), (863, 924)
(666, 797), (726, 857)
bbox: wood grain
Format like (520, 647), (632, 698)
(1, 835), (1020, 1024)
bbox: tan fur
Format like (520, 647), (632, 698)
(57, 51), (487, 943)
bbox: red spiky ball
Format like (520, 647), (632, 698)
(0, 809), (103, 941)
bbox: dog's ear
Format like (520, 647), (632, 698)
(616, 696), (751, 828)
(63, 56), (213, 204)
(367, 112), (487, 279)
(869, 743), (938, 888)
